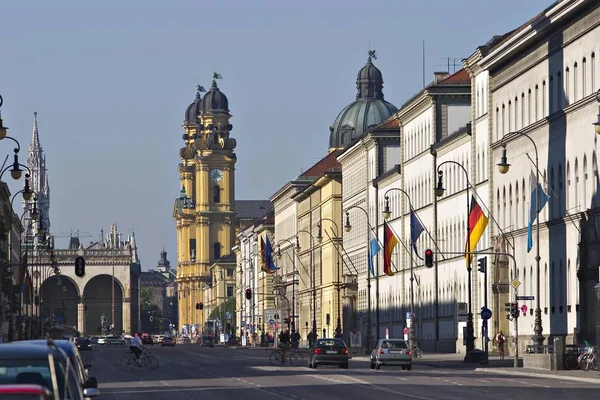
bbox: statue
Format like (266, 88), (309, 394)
(100, 313), (106, 327)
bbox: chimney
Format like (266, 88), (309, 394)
(434, 71), (450, 84)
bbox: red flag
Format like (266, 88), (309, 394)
(383, 221), (399, 276)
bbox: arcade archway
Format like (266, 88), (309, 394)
(83, 275), (123, 336)
(39, 275), (80, 333)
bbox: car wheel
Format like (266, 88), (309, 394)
(407, 364), (412, 371)
(375, 363), (380, 370)
(370, 362), (375, 369)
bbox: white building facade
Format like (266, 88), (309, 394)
(482, 0), (600, 347)
(234, 224), (260, 340)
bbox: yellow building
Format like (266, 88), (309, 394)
(173, 79), (237, 334)
(293, 150), (344, 340)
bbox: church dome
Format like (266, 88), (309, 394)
(185, 87), (203, 122)
(329, 54), (398, 150)
(202, 80), (229, 114)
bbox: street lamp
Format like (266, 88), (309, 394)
(276, 238), (299, 334)
(381, 188), (422, 354)
(435, 161), (475, 359)
(344, 205), (378, 352)
(318, 218), (343, 337)
(496, 131), (544, 347)
(593, 89), (600, 135)
(296, 229), (317, 339)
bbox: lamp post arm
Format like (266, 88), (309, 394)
(3, 137), (21, 154)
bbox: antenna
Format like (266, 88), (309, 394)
(433, 57), (462, 74)
(422, 41), (425, 88)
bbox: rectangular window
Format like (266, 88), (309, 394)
(226, 268), (233, 277)
(189, 238), (196, 260)
(227, 286), (234, 297)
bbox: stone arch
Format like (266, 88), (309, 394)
(83, 274), (125, 336)
(39, 275), (80, 333)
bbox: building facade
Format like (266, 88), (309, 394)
(174, 80), (237, 334)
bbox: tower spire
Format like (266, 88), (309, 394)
(32, 111), (40, 150)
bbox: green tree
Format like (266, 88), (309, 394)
(140, 287), (163, 333)
(209, 297), (236, 334)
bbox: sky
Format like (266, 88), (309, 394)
(0, 0), (553, 270)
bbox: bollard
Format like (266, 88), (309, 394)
(553, 336), (564, 371)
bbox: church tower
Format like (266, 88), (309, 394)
(174, 76), (237, 333)
(23, 112), (50, 247)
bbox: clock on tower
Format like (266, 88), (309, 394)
(210, 169), (223, 182)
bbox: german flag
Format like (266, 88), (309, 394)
(383, 220), (399, 276)
(465, 195), (489, 268)
(260, 237), (268, 273)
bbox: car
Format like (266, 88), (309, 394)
(0, 384), (53, 399)
(370, 339), (412, 370)
(89, 336), (99, 345)
(161, 336), (175, 347)
(0, 341), (99, 399)
(75, 337), (92, 351)
(307, 338), (349, 369)
(141, 335), (154, 345)
(199, 335), (214, 347)
(102, 335), (125, 345)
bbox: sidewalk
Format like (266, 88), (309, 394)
(476, 367), (600, 384)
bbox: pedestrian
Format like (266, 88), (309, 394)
(496, 331), (505, 358)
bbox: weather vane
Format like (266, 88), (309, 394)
(368, 49), (377, 60)
(197, 84), (206, 93)
(212, 72), (223, 80)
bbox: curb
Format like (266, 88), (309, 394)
(475, 367), (600, 385)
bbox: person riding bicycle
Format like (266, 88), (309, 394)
(278, 329), (291, 352)
(130, 333), (144, 366)
(496, 331), (505, 356)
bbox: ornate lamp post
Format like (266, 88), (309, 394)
(295, 229), (318, 339)
(497, 131), (544, 346)
(276, 238), (299, 334)
(435, 161), (475, 358)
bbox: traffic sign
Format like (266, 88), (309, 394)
(480, 307), (492, 320)
(241, 321), (246, 327)
(510, 279), (521, 290)
(268, 319), (275, 326)
(403, 327), (409, 335)
(225, 311), (232, 320)
(521, 304), (528, 313)
(149, 316), (153, 323)
(517, 295), (534, 300)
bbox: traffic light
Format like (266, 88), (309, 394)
(424, 249), (434, 268)
(510, 302), (519, 319)
(196, 303), (200, 310)
(285, 317), (291, 325)
(199, 302), (203, 310)
(477, 257), (487, 273)
(75, 256), (85, 277)
(245, 288), (252, 300)
(326, 314), (330, 326)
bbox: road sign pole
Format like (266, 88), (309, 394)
(514, 292), (519, 369)
(483, 259), (488, 363)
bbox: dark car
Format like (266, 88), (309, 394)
(75, 337), (92, 351)
(199, 335), (214, 347)
(17, 339), (99, 395)
(0, 341), (98, 399)
(142, 335), (154, 345)
(308, 338), (349, 369)
(161, 336), (175, 347)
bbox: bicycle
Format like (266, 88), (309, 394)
(411, 345), (423, 359)
(120, 346), (159, 371)
(269, 348), (303, 366)
(498, 343), (505, 360)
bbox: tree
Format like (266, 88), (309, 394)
(209, 297), (236, 334)
(140, 287), (163, 333)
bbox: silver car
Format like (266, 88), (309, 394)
(370, 339), (412, 370)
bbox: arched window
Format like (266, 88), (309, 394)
(558, 164), (563, 215)
(574, 158), (579, 211)
(543, 80), (547, 116)
(545, 263), (549, 310)
(515, 182), (520, 229)
(502, 186), (507, 229)
(583, 58), (587, 97)
(567, 259), (571, 309)
(573, 63), (578, 101)
(566, 161), (571, 211)
(557, 71), (562, 109)
(535, 85), (539, 120)
(508, 101), (512, 132)
(550, 167), (555, 219)
(528, 89), (532, 126)
(213, 185), (221, 203)
(496, 107), (500, 141)
(593, 152), (598, 207)
(508, 184), (513, 229)
(214, 242), (221, 259)
(559, 261), (564, 312)
(592, 53), (596, 92)
(522, 178), (526, 227)
(583, 155), (588, 207)
(514, 97), (519, 130)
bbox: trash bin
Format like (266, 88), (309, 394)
(466, 349), (486, 363)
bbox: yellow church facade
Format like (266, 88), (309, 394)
(173, 79), (237, 334)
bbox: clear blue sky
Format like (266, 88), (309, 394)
(0, 0), (552, 269)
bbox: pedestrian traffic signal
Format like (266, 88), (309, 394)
(195, 303), (200, 310)
(245, 288), (252, 300)
(424, 249), (434, 268)
(477, 257), (487, 273)
(510, 302), (519, 319)
(74, 256), (85, 277)
(326, 314), (330, 326)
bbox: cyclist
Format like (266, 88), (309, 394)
(130, 333), (143, 366)
(278, 329), (291, 351)
(496, 331), (505, 358)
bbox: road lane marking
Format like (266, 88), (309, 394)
(396, 377), (408, 381)
(475, 379), (490, 383)
(307, 374), (431, 400)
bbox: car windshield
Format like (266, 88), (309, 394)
(316, 339), (345, 348)
(380, 340), (408, 349)
(0, 358), (69, 398)
(76, 338), (89, 344)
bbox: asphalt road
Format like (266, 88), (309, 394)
(80, 344), (599, 400)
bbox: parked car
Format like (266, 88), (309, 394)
(307, 338), (349, 369)
(100, 335), (125, 345)
(16, 339), (99, 394)
(75, 337), (92, 351)
(89, 336), (99, 345)
(161, 336), (175, 347)
(0, 384), (53, 399)
(370, 339), (412, 370)
(0, 341), (99, 399)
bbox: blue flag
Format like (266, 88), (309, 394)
(410, 208), (425, 256)
(265, 236), (279, 273)
(527, 170), (550, 253)
(368, 238), (381, 277)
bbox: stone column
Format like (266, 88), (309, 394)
(77, 303), (86, 336)
(122, 298), (131, 335)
